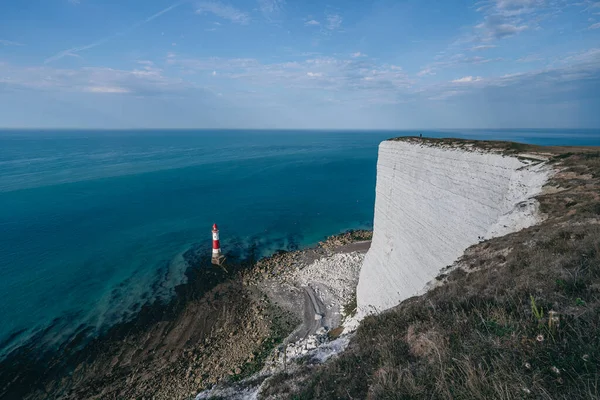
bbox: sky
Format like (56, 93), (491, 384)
(0, 0), (599, 129)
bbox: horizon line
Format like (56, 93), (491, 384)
(1, 127), (599, 131)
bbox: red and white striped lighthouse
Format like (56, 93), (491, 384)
(211, 223), (225, 266)
(212, 223), (221, 255)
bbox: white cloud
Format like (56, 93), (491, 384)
(421, 47), (600, 103)
(0, 39), (24, 46)
(212, 70), (217, 76)
(87, 86), (130, 93)
(351, 52), (366, 58)
(417, 67), (436, 77)
(168, 55), (411, 99)
(475, 17), (528, 40)
(470, 44), (497, 51)
(3, 45), (599, 128)
(258, 0), (284, 16)
(196, 2), (250, 24)
(421, 0), (599, 92)
(416, 0), (597, 90)
(68, 0), (80, 4)
(326, 14), (343, 30)
(517, 54), (543, 62)
(417, 54), (499, 76)
(589, 22), (600, 29)
(428, 90), (462, 101)
(493, 0), (543, 15)
(0, 63), (191, 96)
(452, 76), (483, 83)
(467, 0), (550, 43)
(305, 19), (320, 26)
(556, 48), (600, 65)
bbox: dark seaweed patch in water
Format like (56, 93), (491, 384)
(0, 328), (28, 355)
(0, 236), (291, 400)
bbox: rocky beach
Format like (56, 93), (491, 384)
(0, 230), (372, 400)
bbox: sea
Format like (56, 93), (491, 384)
(0, 129), (599, 360)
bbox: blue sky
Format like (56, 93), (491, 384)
(1, 0), (599, 129)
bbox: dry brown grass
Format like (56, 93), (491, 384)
(265, 146), (600, 400)
(390, 136), (599, 158)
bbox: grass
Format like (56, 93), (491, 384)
(342, 293), (357, 318)
(390, 136), (599, 158)
(263, 146), (600, 400)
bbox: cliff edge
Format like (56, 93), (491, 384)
(357, 138), (551, 315)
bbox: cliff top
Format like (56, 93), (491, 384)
(388, 136), (598, 159)
(388, 135), (600, 223)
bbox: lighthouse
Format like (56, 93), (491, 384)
(211, 223), (225, 266)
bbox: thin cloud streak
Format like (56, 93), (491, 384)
(45, 39), (110, 64)
(44, 1), (184, 64)
(470, 44), (497, 51)
(0, 39), (24, 46)
(143, 2), (182, 24)
(452, 75), (483, 83)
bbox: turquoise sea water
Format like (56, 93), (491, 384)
(0, 129), (599, 358)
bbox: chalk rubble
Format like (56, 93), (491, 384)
(357, 140), (551, 316)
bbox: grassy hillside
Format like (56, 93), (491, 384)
(263, 144), (600, 400)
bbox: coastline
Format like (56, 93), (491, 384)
(0, 229), (372, 400)
(2, 137), (598, 400)
(256, 141), (600, 399)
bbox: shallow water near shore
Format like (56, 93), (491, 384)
(0, 128), (598, 359)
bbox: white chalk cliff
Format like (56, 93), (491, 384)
(356, 139), (551, 316)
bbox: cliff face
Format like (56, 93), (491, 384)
(357, 139), (551, 315)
